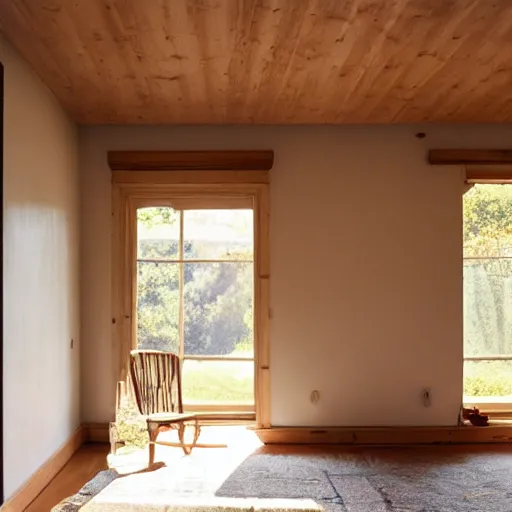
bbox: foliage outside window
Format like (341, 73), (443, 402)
(136, 206), (255, 405)
(463, 184), (512, 400)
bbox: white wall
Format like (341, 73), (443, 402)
(1, 37), (80, 499)
(79, 124), (512, 428)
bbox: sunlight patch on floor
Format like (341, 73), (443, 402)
(108, 425), (262, 476)
(82, 496), (323, 512)
(84, 426), (322, 511)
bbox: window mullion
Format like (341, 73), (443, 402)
(179, 210), (185, 360)
(137, 258), (252, 264)
(464, 356), (512, 362)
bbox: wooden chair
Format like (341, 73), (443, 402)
(129, 349), (202, 465)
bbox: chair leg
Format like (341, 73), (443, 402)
(177, 419), (201, 455)
(189, 418), (201, 453)
(177, 422), (190, 455)
(147, 421), (160, 466)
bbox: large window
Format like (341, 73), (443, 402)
(136, 206), (255, 408)
(463, 184), (512, 408)
(112, 183), (269, 427)
(110, 152), (271, 429)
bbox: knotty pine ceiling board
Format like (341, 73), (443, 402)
(2, 0), (512, 124)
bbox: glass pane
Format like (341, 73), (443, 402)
(136, 261), (180, 353)
(182, 360), (254, 404)
(463, 185), (512, 360)
(183, 262), (253, 357)
(183, 209), (253, 260)
(137, 207), (180, 260)
(464, 258), (512, 357)
(464, 360), (512, 399)
(464, 185), (512, 259)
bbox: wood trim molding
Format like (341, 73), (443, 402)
(254, 185), (270, 428)
(251, 426), (512, 445)
(111, 170), (269, 185)
(465, 165), (512, 183)
(182, 403), (254, 412)
(83, 422), (110, 444)
(429, 149), (512, 165)
(108, 151), (274, 171)
(1, 426), (85, 511)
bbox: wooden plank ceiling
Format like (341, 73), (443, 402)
(2, 0), (512, 124)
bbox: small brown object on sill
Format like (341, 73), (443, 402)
(464, 406), (490, 427)
(469, 412), (489, 427)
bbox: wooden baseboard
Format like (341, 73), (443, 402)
(1, 425), (85, 512)
(1, 423), (111, 511)
(251, 425), (512, 445)
(82, 417), (257, 444)
(83, 422), (110, 443)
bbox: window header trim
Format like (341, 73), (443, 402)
(108, 150), (274, 171)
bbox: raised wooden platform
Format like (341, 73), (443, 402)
(252, 424), (512, 445)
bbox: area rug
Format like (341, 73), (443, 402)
(209, 447), (512, 512)
(51, 469), (119, 511)
(71, 444), (512, 511)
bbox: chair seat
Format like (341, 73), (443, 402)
(147, 412), (197, 423)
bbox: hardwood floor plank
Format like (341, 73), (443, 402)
(25, 444), (109, 512)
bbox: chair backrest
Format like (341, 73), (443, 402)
(129, 350), (184, 416)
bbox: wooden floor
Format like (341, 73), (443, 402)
(26, 443), (109, 512)
(91, 441), (512, 512)
(23, 434), (512, 511)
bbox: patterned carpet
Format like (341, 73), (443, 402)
(215, 446), (512, 511)
(54, 428), (512, 511)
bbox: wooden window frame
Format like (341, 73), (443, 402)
(461, 173), (512, 414)
(428, 149), (512, 183)
(111, 167), (270, 427)
(429, 150), (512, 414)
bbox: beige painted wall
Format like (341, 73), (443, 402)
(1, 37), (80, 499)
(79, 124), (512, 428)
